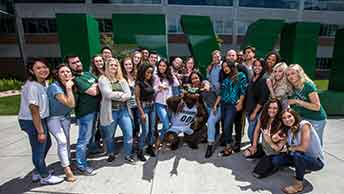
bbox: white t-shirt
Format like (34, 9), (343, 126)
(18, 81), (49, 120)
(288, 120), (325, 163)
(168, 105), (197, 135)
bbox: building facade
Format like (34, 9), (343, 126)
(1, 0), (344, 79)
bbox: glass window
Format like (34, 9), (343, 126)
(224, 20), (233, 34)
(319, 24), (339, 37)
(304, 0), (344, 11)
(1, 0), (14, 14)
(0, 16), (15, 34)
(214, 19), (224, 34)
(104, 19), (112, 32)
(37, 19), (49, 33)
(93, 0), (161, 4)
(97, 19), (112, 32)
(316, 57), (331, 70)
(237, 21), (250, 35)
(168, 17), (178, 33)
(168, 0), (233, 6)
(168, 16), (182, 33)
(23, 18), (57, 33)
(239, 0), (299, 9)
(15, 0), (85, 3)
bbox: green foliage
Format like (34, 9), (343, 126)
(0, 79), (23, 92)
(101, 34), (138, 61)
(0, 95), (20, 115)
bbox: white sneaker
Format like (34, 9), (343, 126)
(32, 169), (55, 182)
(40, 175), (64, 185)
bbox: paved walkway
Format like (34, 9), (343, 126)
(0, 115), (343, 194)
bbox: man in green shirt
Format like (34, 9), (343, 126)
(66, 55), (100, 176)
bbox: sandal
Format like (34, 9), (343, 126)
(243, 148), (253, 157)
(282, 180), (304, 194)
(219, 147), (233, 157)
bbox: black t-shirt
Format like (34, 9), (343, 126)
(245, 76), (269, 115)
(137, 80), (155, 102)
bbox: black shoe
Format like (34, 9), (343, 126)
(232, 144), (241, 153)
(188, 142), (198, 149)
(205, 145), (214, 158)
(145, 145), (156, 157)
(107, 154), (116, 162)
(170, 142), (179, 150)
(252, 172), (263, 179)
(124, 155), (136, 165)
(137, 150), (147, 162)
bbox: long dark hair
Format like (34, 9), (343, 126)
(188, 70), (204, 84)
(260, 98), (283, 135)
(264, 51), (281, 73)
(53, 63), (74, 93)
(137, 64), (154, 85)
(252, 59), (266, 79)
(157, 58), (174, 85)
(220, 61), (238, 84)
(25, 58), (50, 81)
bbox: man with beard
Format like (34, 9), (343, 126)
(242, 46), (256, 80)
(163, 91), (208, 150)
(66, 55), (100, 176)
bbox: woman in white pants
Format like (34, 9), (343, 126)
(47, 64), (76, 182)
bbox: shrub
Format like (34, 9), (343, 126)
(0, 79), (23, 92)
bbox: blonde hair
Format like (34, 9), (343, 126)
(211, 50), (221, 56)
(104, 57), (124, 81)
(270, 62), (292, 97)
(286, 64), (313, 87)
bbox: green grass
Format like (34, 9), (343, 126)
(0, 95), (20, 115)
(314, 80), (329, 91)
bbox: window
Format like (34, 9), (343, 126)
(15, 0), (85, 3)
(319, 24), (339, 37)
(212, 17), (233, 34)
(214, 18), (224, 34)
(316, 57), (331, 70)
(93, 0), (161, 4)
(304, 0), (344, 11)
(0, 16), (15, 34)
(239, 0), (298, 9)
(237, 21), (250, 35)
(1, 0), (14, 14)
(22, 18), (57, 33)
(97, 19), (112, 32)
(26, 57), (62, 69)
(168, 0), (233, 6)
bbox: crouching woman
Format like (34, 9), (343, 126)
(271, 108), (324, 194)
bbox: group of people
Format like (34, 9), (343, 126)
(18, 45), (326, 194)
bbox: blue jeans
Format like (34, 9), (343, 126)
(221, 103), (237, 145)
(101, 107), (133, 156)
(307, 119), (326, 146)
(207, 107), (221, 142)
(19, 119), (51, 177)
(139, 103), (156, 150)
(272, 152), (324, 181)
(76, 112), (96, 170)
(131, 107), (140, 137)
(155, 103), (170, 139)
(88, 112), (100, 153)
(246, 112), (260, 143)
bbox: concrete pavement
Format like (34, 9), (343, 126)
(0, 115), (343, 194)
